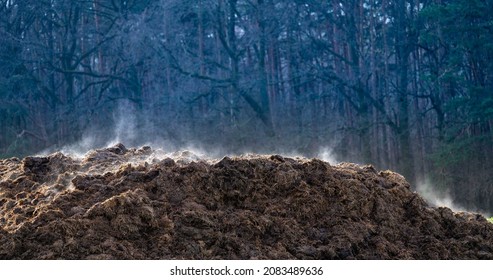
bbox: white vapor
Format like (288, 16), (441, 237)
(59, 135), (97, 158)
(108, 100), (137, 147)
(317, 146), (339, 164)
(416, 179), (490, 217)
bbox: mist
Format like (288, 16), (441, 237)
(37, 96), (491, 218)
(417, 179), (490, 217)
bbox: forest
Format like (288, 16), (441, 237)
(0, 0), (492, 213)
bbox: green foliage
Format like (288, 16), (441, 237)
(420, 0), (493, 75)
(488, 217), (493, 224)
(432, 136), (481, 168)
(129, 0), (154, 13)
(423, 0), (493, 165)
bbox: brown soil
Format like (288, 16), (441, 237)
(1, 144), (493, 259)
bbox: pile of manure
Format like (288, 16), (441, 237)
(1, 144), (492, 259)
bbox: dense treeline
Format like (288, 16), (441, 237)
(1, 0), (492, 212)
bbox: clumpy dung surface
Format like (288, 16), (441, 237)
(1, 144), (492, 259)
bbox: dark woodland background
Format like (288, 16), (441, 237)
(1, 0), (493, 212)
